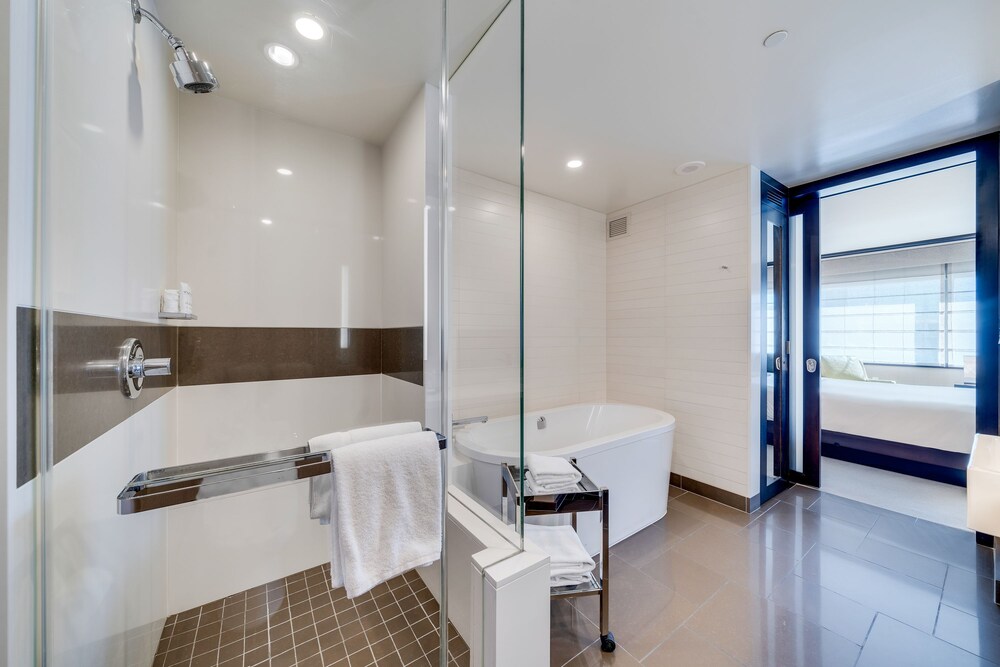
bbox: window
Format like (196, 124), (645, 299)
(820, 240), (975, 367)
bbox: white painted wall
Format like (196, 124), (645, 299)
(451, 168), (607, 423)
(606, 168), (757, 499)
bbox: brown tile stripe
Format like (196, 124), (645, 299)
(177, 328), (382, 387)
(15, 308), (178, 486)
(381, 328), (424, 387)
(15, 310), (422, 486)
(669, 472), (753, 512)
(153, 564), (468, 667)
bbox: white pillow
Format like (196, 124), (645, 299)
(820, 355), (869, 381)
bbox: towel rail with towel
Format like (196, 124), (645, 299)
(117, 430), (447, 515)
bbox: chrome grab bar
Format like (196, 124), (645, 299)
(452, 415), (488, 426)
(117, 430), (447, 515)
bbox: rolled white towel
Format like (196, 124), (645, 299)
(524, 524), (595, 588)
(526, 453), (581, 487)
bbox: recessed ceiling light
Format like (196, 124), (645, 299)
(266, 43), (298, 67)
(295, 16), (325, 41)
(276, 167), (293, 176)
(763, 30), (789, 48)
(675, 161), (706, 175)
(261, 218), (273, 225)
(566, 159), (583, 169)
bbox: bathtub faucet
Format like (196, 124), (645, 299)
(452, 415), (488, 426)
(537, 416), (547, 430)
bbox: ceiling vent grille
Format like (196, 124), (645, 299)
(607, 215), (629, 239)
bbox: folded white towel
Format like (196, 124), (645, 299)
(330, 431), (442, 598)
(309, 421), (422, 523)
(526, 471), (580, 495)
(526, 453), (580, 482)
(524, 524), (595, 589)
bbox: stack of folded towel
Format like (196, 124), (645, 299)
(525, 453), (582, 494)
(525, 524), (596, 588)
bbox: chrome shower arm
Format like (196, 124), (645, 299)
(132, 0), (186, 53)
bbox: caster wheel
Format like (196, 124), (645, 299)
(600, 632), (616, 653)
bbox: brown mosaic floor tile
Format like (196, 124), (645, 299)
(151, 565), (465, 667)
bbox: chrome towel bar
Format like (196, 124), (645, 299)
(117, 430), (447, 515)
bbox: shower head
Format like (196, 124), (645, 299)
(132, 0), (219, 94)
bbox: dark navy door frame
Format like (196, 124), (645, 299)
(788, 133), (1000, 489)
(760, 171), (793, 503)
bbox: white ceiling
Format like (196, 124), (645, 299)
(156, 0), (506, 144)
(453, 0), (1000, 212)
(159, 0), (1000, 214)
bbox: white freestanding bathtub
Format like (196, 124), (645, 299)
(454, 403), (675, 553)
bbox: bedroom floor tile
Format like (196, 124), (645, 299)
(553, 484), (1000, 667)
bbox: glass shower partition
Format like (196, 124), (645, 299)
(447, 0), (526, 539)
(24, 1), (460, 666)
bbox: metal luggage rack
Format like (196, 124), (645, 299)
(117, 430), (447, 515)
(500, 461), (615, 653)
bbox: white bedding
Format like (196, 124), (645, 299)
(765, 377), (976, 454)
(821, 378), (975, 454)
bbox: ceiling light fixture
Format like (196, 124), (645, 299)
(763, 30), (789, 48)
(295, 16), (325, 41)
(261, 218), (273, 225)
(276, 167), (293, 176)
(566, 159), (583, 169)
(266, 43), (298, 67)
(675, 161), (706, 175)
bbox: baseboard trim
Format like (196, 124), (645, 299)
(670, 472), (754, 512)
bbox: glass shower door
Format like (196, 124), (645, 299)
(24, 1), (455, 665)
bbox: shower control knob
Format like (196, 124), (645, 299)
(118, 338), (172, 399)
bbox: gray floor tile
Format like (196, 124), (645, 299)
(868, 513), (988, 574)
(671, 523), (798, 597)
(854, 536), (949, 588)
(857, 614), (992, 667)
(573, 556), (700, 661)
(669, 493), (756, 533)
(685, 582), (861, 667)
(667, 485), (687, 500)
(551, 599), (601, 667)
(642, 627), (741, 667)
(794, 544), (942, 633)
(656, 504), (708, 544)
(768, 573), (876, 645)
(934, 604), (1000, 664)
(777, 484), (823, 509)
(638, 547), (727, 606)
(745, 500), (871, 555)
(562, 642), (642, 666)
(610, 523), (673, 569)
(809, 495), (881, 529)
(942, 566), (1000, 627)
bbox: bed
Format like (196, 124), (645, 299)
(820, 378), (975, 486)
(766, 377), (976, 486)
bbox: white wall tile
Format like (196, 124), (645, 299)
(169, 375), (383, 612)
(46, 0), (177, 322)
(175, 95), (383, 328)
(451, 169), (607, 422)
(48, 393), (176, 667)
(607, 167), (756, 498)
